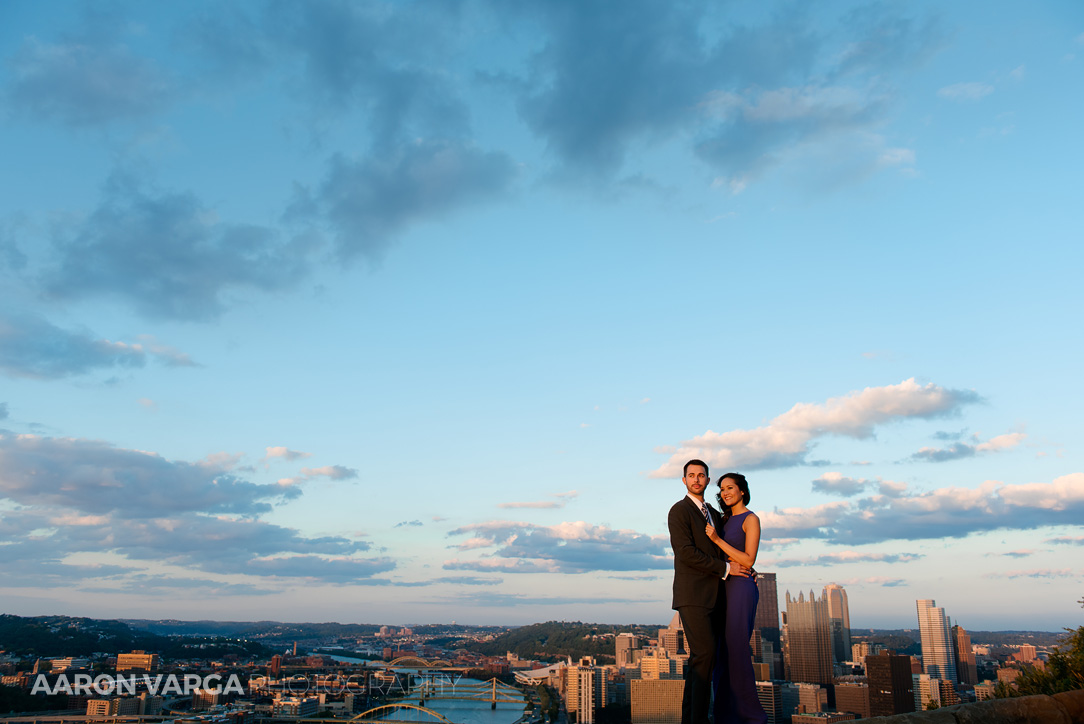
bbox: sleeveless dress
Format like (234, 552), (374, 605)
(712, 510), (768, 724)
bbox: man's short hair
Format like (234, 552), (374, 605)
(683, 459), (709, 477)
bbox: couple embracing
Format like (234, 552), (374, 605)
(668, 459), (768, 724)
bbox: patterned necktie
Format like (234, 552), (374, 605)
(700, 503), (710, 525)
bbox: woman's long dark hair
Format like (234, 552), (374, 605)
(715, 472), (751, 526)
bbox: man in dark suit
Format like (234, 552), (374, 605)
(669, 459), (750, 724)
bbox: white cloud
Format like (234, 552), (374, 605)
(300, 464), (357, 480)
(977, 432), (1027, 452)
(998, 473), (1084, 510)
(264, 446), (313, 462)
(446, 520), (671, 573)
(652, 379), (979, 477)
(276, 464), (358, 487)
(812, 472), (869, 497)
(759, 472), (1084, 544)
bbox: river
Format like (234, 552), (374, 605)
(325, 657), (529, 724)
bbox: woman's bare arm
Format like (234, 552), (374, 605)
(704, 514), (760, 568)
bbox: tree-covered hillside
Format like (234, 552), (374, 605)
(457, 621), (662, 663)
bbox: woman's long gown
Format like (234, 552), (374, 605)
(712, 510), (768, 724)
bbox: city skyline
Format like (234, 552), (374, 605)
(1, 2), (1082, 629)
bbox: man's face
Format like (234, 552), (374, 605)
(682, 465), (708, 499)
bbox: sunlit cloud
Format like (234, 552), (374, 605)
(651, 379), (980, 477)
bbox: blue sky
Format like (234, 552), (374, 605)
(1, 1), (1082, 631)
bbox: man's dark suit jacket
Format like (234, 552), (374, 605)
(669, 496), (728, 609)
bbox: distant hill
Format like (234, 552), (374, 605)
(456, 621), (662, 663)
(0, 614), (167, 657)
(0, 615), (272, 659)
(120, 620), (505, 642)
(852, 628), (1069, 649)
(121, 619), (379, 639)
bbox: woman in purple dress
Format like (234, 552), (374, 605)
(705, 473), (767, 724)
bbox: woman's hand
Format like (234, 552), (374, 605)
(705, 524), (720, 542)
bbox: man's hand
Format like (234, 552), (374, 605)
(729, 561), (753, 578)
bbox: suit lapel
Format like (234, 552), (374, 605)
(684, 497), (723, 559)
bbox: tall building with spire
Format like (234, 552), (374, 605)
(784, 590), (833, 685)
(823, 583), (852, 664)
(916, 599), (957, 683)
(658, 612), (684, 657)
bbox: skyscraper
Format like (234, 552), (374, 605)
(823, 583), (852, 664)
(755, 572), (784, 679)
(658, 611), (685, 657)
(755, 572), (781, 636)
(866, 653), (915, 717)
(567, 657), (608, 724)
(916, 600), (957, 682)
(952, 625), (978, 687)
(784, 590), (833, 685)
(616, 633), (641, 667)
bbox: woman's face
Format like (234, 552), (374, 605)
(719, 478), (743, 507)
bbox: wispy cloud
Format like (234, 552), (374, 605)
(995, 569), (1075, 580)
(499, 490), (579, 509)
(910, 432), (1026, 463)
(264, 446), (313, 462)
(0, 310), (145, 379)
(277, 465), (358, 487)
(430, 576), (502, 587)
(1045, 536), (1084, 546)
(765, 552), (923, 567)
(938, 82), (994, 101)
(986, 550), (1036, 558)
(446, 520), (670, 573)
(652, 379), (980, 477)
(836, 576), (909, 588)
(761, 473), (1084, 545)
(295, 141), (516, 262)
(44, 173), (314, 321)
(812, 472), (869, 497)
(0, 432), (389, 585)
(7, 33), (176, 127)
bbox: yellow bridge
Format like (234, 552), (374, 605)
(386, 657), (457, 668)
(348, 703), (454, 724)
(412, 677), (524, 708)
